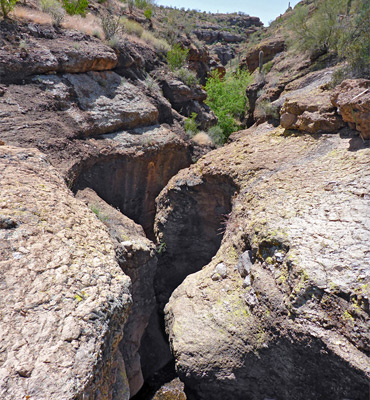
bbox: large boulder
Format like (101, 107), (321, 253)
(162, 125), (370, 400)
(331, 79), (370, 140)
(278, 69), (345, 133)
(0, 146), (132, 399)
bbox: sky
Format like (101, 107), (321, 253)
(155, 0), (301, 26)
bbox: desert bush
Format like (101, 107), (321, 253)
(207, 125), (224, 146)
(120, 17), (144, 37)
(287, 0), (345, 54)
(337, 0), (370, 77)
(192, 131), (213, 146)
(141, 30), (170, 52)
(205, 69), (252, 142)
(174, 67), (198, 87)
(167, 43), (189, 71)
(288, 0), (370, 78)
(184, 112), (198, 136)
(101, 14), (121, 40)
(255, 100), (279, 120)
(144, 7), (152, 20)
(1, 0), (18, 18)
(63, 0), (88, 17)
(39, 0), (65, 26)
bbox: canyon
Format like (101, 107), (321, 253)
(0, 2), (369, 400)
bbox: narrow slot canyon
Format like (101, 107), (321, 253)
(73, 156), (238, 399)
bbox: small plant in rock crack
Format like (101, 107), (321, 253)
(156, 240), (167, 254)
(90, 204), (108, 222)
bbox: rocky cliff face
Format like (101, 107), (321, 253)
(0, 146), (132, 399)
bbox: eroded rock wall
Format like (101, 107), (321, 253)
(0, 146), (132, 399)
(161, 124), (370, 400)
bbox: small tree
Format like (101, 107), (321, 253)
(1, 0), (18, 18)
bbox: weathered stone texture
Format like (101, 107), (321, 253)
(331, 79), (370, 140)
(0, 146), (132, 399)
(162, 125), (370, 400)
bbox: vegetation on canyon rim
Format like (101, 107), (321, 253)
(2, 0), (369, 143)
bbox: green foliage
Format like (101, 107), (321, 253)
(63, 0), (88, 16)
(166, 43), (189, 71)
(174, 67), (199, 87)
(144, 7), (152, 20)
(287, 0), (345, 54)
(287, 0), (369, 77)
(135, 0), (150, 9)
(0, 0), (18, 18)
(205, 69), (252, 142)
(337, 0), (370, 77)
(184, 112), (199, 136)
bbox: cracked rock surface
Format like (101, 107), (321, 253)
(162, 124), (370, 400)
(0, 146), (132, 400)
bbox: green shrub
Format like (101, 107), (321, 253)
(63, 0), (88, 16)
(174, 67), (199, 87)
(287, 0), (346, 54)
(134, 0), (149, 9)
(337, 0), (370, 78)
(288, 0), (369, 78)
(166, 44), (189, 71)
(1, 0), (18, 18)
(205, 69), (252, 142)
(184, 112), (199, 136)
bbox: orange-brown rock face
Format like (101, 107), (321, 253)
(279, 71), (345, 134)
(331, 79), (370, 140)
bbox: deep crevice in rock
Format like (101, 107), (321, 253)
(137, 174), (239, 398)
(72, 146), (191, 241)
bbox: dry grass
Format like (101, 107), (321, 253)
(192, 132), (214, 146)
(62, 13), (103, 37)
(12, 6), (53, 25)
